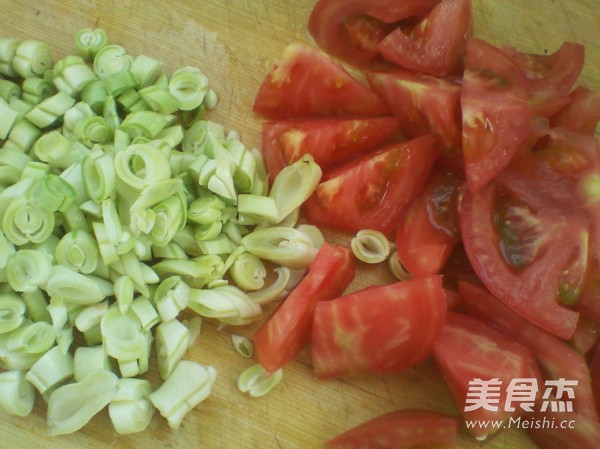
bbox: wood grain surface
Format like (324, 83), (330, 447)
(0, 1), (598, 448)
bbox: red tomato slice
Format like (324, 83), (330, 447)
(366, 68), (463, 169)
(459, 281), (600, 422)
(459, 179), (585, 340)
(461, 38), (533, 191)
(311, 276), (446, 379)
(432, 311), (543, 440)
(502, 42), (585, 117)
(303, 135), (437, 237)
(377, 0), (473, 78)
(395, 165), (464, 277)
(252, 42), (390, 119)
(528, 411), (600, 449)
(308, 0), (441, 68)
(570, 316), (600, 356)
(260, 117), (400, 179)
(592, 343), (600, 413)
(551, 86), (600, 135)
(253, 242), (355, 375)
(325, 409), (458, 449)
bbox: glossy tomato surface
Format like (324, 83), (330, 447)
(395, 165), (464, 277)
(377, 0), (472, 78)
(303, 135), (437, 237)
(308, 0), (441, 68)
(461, 38), (533, 191)
(260, 117), (399, 179)
(311, 276), (447, 379)
(325, 409), (458, 449)
(252, 42), (390, 119)
(367, 68), (463, 168)
(254, 242), (355, 375)
(433, 311), (543, 440)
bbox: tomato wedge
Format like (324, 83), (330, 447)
(377, 0), (472, 78)
(252, 42), (390, 119)
(501, 42), (585, 117)
(366, 68), (463, 169)
(308, 0), (441, 68)
(311, 276), (446, 379)
(551, 86), (600, 135)
(570, 316), (600, 356)
(260, 116), (399, 179)
(303, 135), (437, 237)
(459, 281), (600, 422)
(253, 243), (355, 375)
(592, 343), (600, 413)
(395, 165), (464, 277)
(432, 311), (543, 440)
(461, 38), (533, 191)
(325, 409), (458, 449)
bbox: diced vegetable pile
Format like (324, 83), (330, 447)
(0, 28), (326, 434)
(2, 0), (600, 448)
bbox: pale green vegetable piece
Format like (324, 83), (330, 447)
(388, 251), (412, 281)
(114, 275), (134, 313)
(268, 154), (322, 222)
(0, 370), (35, 416)
(12, 39), (53, 78)
(45, 265), (107, 305)
(247, 267), (293, 305)
(296, 224), (325, 249)
(74, 301), (108, 333)
(129, 296), (160, 332)
(75, 28), (108, 61)
(0, 293), (26, 334)
(230, 252), (266, 291)
(188, 284), (262, 326)
(154, 276), (190, 322)
(241, 227), (318, 269)
(6, 249), (52, 293)
(100, 305), (146, 362)
(148, 360), (217, 429)
(237, 363), (283, 397)
(351, 229), (391, 264)
(108, 378), (154, 434)
(155, 319), (189, 380)
(2, 320), (55, 355)
(168, 66), (209, 111)
(73, 345), (112, 382)
(25, 345), (74, 396)
(231, 334), (253, 358)
(55, 230), (99, 274)
(46, 369), (118, 436)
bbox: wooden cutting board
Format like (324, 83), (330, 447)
(0, 1), (598, 448)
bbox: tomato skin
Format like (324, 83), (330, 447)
(311, 276), (446, 379)
(570, 316), (600, 356)
(366, 69), (463, 169)
(459, 164), (587, 340)
(395, 165), (464, 277)
(308, 0), (441, 68)
(550, 86), (600, 136)
(325, 409), (458, 449)
(260, 117), (400, 180)
(432, 310), (543, 440)
(461, 38), (533, 191)
(502, 42), (585, 117)
(459, 281), (600, 422)
(591, 343), (600, 413)
(252, 42), (390, 119)
(303, 135), (437, 237)
(253, 243), (355, 375)
(377, 0), (472, 78)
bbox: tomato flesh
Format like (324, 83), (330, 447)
(551, 86), (600, 135)
(253, 242), (355, 375)
(311, 276), (447, 379)
(325, 409), (458, 449)
(377, 0), (473, 78)
(260, 117), (400, 179)
(252, 42), (390, 119)
(432, 311), (543, 440)
(395, 165), (464, 277)
(367, 68), (463, 169)
(461, 38), (533, 191)
(303, 135), (437, 237)
(308, 0), (441, 68)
